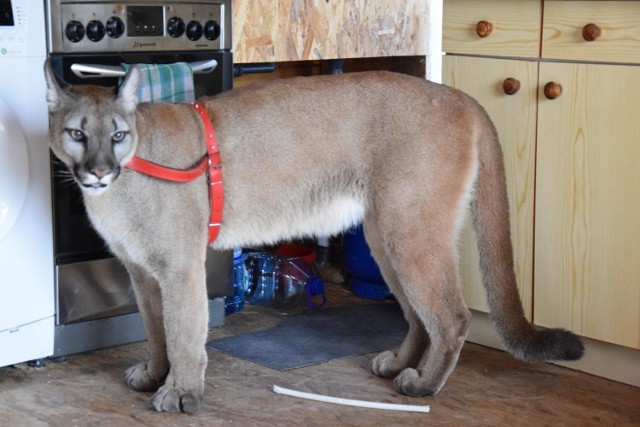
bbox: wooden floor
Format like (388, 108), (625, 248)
(1, 284), (638, 426)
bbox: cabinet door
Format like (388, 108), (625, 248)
(443, 55), (537, 317)
(535, 62), (640, 350)
(233, 0), (428, 63)
(542, 1), (640, 64)
(443, 0), (541, 58)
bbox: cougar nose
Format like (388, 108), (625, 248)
(90, 166), (112, 179)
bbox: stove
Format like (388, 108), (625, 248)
(44, 0), (234, 357)
(47, 0), (231, 54)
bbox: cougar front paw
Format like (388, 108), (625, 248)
(394, 368), (440, 397)
(124, 363), (166, 392)
(371, 350), (407, 378)
(151, 384), (203, 414)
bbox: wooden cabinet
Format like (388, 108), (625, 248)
(233, 0), (430, 63)
(542, 1), (640, 63)
(443, 0), (541, 57)
(443, 55), (537, 318)
(443, 0), (541, 321)
(535, 62), (640, 350)
(444, 0), (640, 383)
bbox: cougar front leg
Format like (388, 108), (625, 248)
(150, 261), (209, 414)
(120, 259), (169, 392)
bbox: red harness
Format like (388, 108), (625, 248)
(124, 101), (223, 244)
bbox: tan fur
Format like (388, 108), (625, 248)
(44, 63), (583, 414)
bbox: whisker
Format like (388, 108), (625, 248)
(56, 180), (79, 189)
(52, 171), (79, 188)
(52, 170), (75, 179)
(52, 170), (72, 178)
(50, 159), (80, 188)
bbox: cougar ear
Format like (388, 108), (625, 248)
(117, 65), (140, 114)
(43, 59), (69, 113)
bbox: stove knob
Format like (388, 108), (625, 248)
(65, 20), (85, 43)
(204, 20), (221, 41)
(167, 16), (185, 38)
(87, 20), (106, 42)
(186, 20), (203, 41)
(106, 16), (125, 38)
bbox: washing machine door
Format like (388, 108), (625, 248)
(0, 98), (29, 243)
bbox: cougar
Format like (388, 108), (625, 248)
(44, 62), (584, 414)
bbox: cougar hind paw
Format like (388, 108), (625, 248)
(151, 384), (203, 414)
(371, 350), (410, 378)
(393, 368), (440, 397)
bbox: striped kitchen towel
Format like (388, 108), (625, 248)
(122, 62), (195, 103)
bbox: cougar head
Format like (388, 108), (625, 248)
(44, 61), (140, 195)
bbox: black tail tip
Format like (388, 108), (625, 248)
(510, 328), (585, 363)
(550, 329), (585, 361)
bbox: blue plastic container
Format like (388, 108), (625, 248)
(341, 225), (392, 300)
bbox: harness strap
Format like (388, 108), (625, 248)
(124, 154), (208, 182)
(193, 101), (224, 244)
(124, 101), (223, 244)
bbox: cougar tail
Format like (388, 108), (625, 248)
(470, 116), (584, 363)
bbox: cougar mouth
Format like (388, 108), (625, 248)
(73, 163), (120, 194)
(82, 182), (109, 189)
(78, 180), (110, 196)
(76, 172), (115, 195)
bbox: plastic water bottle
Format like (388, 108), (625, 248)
(244, 252), (277, 306)
(225, 247), (246, 315)
(244, 252), (326, 310)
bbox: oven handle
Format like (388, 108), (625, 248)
(69, 59), (218, 79)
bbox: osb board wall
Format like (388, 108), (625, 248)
(233, 0), (429, 63)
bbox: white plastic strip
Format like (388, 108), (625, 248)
(272, 385), (430, 413)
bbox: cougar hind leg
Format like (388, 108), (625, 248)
(366, 212), (472, 397)
(364, 219), (430, 379)
(393, 247), (471, 397)
(365, 144), (477, 396)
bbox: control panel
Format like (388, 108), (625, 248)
(46, 1), (231, 53)
(0, 0), (46, 57)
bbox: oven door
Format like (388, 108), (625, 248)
(49, 51), (232, 96)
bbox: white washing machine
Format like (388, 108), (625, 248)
(0, 0), (54, 366)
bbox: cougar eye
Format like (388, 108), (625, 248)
(67, 129), (85, 141)
(111, 131), (128, 143)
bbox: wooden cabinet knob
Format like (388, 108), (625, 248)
(544, 82), (563, 100)
(476, 20), (493, 38)
(582, 23), (602, 42)
(502, 78), (521, 95)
